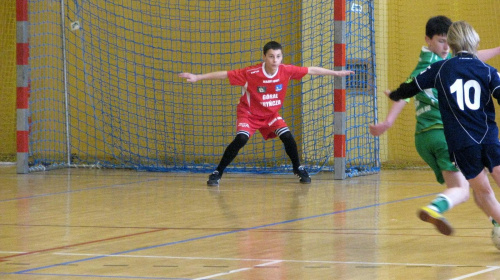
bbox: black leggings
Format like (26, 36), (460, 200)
(215, 133), (249, 173)
(279, 131), (301, 171)
(215, 131), (301, 174)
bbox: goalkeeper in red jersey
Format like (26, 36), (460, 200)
(179, 41), (354, 186)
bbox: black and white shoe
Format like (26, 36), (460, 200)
(207, 171), (222, 186)
(294, 166), (311, 184)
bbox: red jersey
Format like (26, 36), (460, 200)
(227, 63), (308, 118)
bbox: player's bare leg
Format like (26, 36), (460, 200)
(469, 170), (500, 224)
(486, 166), (500, 249)
(417, 171), (468, 236)
(441, 170), (470, 205)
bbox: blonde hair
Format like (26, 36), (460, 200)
(447, 21), (480, 55)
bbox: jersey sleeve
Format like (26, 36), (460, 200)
(414, 62), (441, 91)
(388, 78), (421, 101)
(227, 68), (247, 86)
(491, 69), (500, 103)
(287, 65), (309, 80)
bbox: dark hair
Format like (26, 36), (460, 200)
(426, 15), (452, 38)
(263, 41), (282, 55)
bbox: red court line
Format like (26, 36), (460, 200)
(0, 228), (168, 262)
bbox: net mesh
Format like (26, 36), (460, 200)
(0, 1), (16, 163)
(25, 0), (378, 176)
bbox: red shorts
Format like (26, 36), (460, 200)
(236, 110), (287, 140)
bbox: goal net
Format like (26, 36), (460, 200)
(0, 1), (16, 163)
(26, 0), (378, 176)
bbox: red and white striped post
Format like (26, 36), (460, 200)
(16, 0), (30, 173)
(333, 0), (346, 179)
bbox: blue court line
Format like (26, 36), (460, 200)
(11, 191), (438, 276)
(6, 273), (190, 279)
(0, 178), (159, 203)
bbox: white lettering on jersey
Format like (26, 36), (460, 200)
(450, 78), (481, 110)
(260, 100), (282, 107)
(262, 94), (278, 100)
(416, 105), (431, 116)
(238, 122), (250, 128)
(263, 79), (280, 83)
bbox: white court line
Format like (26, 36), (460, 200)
(192, 267), (251, 280)
(193, 260), (283, 280)
(0, 251), (25, 254)
(255, 260), (282, 267)
(449, 266), (500, 280)
(16, 252), (500, 279)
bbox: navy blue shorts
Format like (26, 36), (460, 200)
(451, 142), (500, 179)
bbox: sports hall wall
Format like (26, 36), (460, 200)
(0, 1), (499, 168)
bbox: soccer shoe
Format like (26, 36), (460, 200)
(207, 171), (221, 187)
(293, 166), (311, 184)
(492, 224), (500, 250)
(418, 206), (454, 236)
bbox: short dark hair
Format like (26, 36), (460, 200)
(426, 15), (452, 38)
(263, 41), (282, 55)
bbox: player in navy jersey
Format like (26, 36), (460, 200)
(388, 21), (500, 239)
(179, 41), (354, 186)
(370, 15), (500, 236)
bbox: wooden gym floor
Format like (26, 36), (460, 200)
(1, 165), (500, 280)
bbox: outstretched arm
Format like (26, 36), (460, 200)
(178, 71), (228, 82)
(369, 90), (408, 136)
(307, 66), (354, 76)
(477, 46), (500, 62)
(388, 78), (421, 101)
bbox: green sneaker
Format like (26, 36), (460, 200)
(418, 206), (454, 236)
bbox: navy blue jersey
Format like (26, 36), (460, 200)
(414, 52), (500, 153)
